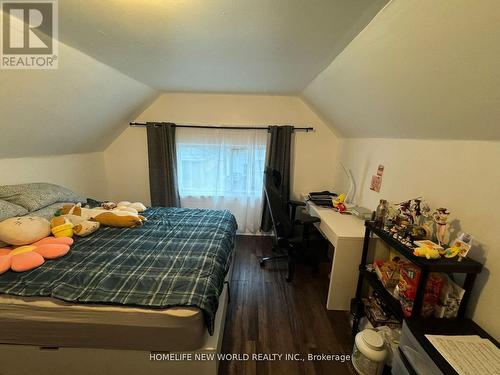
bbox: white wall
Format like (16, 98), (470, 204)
(334, 138), (500, 338)
(0, 152), (108, 199)
(104, 93), (339, 204)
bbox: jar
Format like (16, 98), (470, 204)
(374, 199), (388, 227)
(352, 329), (387, 375)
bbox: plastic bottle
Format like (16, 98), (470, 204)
(352, 329), (387, 375)
(374, 199), (388, 228)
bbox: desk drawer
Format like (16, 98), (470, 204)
(318, 221), (339, 245)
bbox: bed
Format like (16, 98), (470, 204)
(0, 205), (237, 375)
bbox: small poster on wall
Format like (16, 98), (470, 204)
(370, 164), (385, 193)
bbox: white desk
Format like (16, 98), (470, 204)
(306, 202), (366, 310)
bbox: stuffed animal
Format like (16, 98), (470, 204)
(117, 201), (147, 213)
(51, 215), (100, 237)
(333, 193), (347, 213)
(114, 206), (139, 214)
(413, 246), (441, 259)
(0, 236), (73, 274)
(71, 217), (100, 237)
(50, 216), (74, 238)
(101, 202), (117, 210)
(60, 204), (145, 228)
(0, 217), (51, 246)
(99, 201), (147, 214)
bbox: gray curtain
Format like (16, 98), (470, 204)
(146, 122), (181, 207)
(261, 125), (293, 232)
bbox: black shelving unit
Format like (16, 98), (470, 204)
(351, 221), (483, 334)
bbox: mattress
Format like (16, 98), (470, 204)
(0, 294), (206, 351)
(0, 207), (236, 351)
(0, 207), (237, 335)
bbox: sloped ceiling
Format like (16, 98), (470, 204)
(0, 40), (158, 158)
(3, 0), (496, 161)
(0, 0), (389, 159)
(58, 0), (387, 93)
(303, 0), (500, 140)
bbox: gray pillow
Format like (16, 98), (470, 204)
(28, 202), (73, 220)
(0, 183), (84, 212)
(0, 199), (29, 221)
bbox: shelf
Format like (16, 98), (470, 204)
(353, 221), (483, 335)
(365, 221), (483, 273)
(360, 268), (404, 321)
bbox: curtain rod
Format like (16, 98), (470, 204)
(129, 122), (314, 132)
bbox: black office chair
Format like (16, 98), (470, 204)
(259, 168), (324, 282)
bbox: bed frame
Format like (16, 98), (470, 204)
(0, 263), (233, 375)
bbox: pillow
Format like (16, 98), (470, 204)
(0, 183), (84, 212)
(0, 199), (28, 221)
(0, 216), (51, 246)
(29, 202), (76, 220)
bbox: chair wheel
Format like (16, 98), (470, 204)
(285, 276), (292, 282)
(259, 259), (266, 267)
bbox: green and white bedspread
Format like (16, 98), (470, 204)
(0, 207), (237, 334)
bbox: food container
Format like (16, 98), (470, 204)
(352, 329), (387, 375)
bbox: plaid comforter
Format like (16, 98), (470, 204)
(0, 207), (237, 334)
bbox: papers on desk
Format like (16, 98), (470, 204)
(425, 334), (500, 375)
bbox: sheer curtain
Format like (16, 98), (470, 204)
(176, 127), (268, 234)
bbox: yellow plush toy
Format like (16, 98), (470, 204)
(333, 193), (346, 207)
(413, 246), (441, 259)
(50, 217), (74, 238)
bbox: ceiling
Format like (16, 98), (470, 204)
(3, 0), (392, 159)
(303, 0), (500, 140)
(58, 0), (387, 93)
(2, 0), (498, 161)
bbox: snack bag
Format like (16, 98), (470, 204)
(421, 273), (445, 317)
(398, 265), (444, 317)
(398, 263), (420, 317)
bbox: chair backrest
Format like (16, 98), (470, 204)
(263, 168), (293, 239)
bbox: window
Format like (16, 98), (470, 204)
(176, 127), (267, 233)
(177, 144), (266, 197)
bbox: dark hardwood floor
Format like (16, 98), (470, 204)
(219, 235), (356, 375)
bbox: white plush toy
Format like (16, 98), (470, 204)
(117, 201), (147, 213)
(64, 215), (101, 237)
(114, 206), (138, 214)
